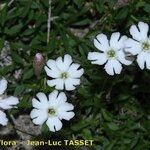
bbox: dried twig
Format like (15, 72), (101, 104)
(47, 0), (52, 44)
(8, 0), (15, 7)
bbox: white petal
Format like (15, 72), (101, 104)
(48, 90), (58, 101)
(130, 24), (142, 41)
(0, 96), (19, 110)
(0, 110), (8, 126)
(48, 90), (58, 106)
(56, 54), (72, 71)
(63, 54), (73, 68)
(47, 79), (64, 90)
(117, 51), (133, 65)
(57, 103), (75, 120)
(124, 38), (142, 55)
(104, 60), (122, 75)
(110, 32), (120, 49)
(44, 66), (60, 78)
(130, 22), (149, 41)
(48, 91), (67, 108)
(46, 59), (60, 72)
(110, 33), (128, 50)
(64, 78), (80, 91)
(88, 52), (107, 65)
(58, 111), (75, 121)
(32, 98), (47, 109)
(137, 52), (146, 69)
(136, 52), (150, 70)
(138, 22), (149, 41)
(0, 78), (7, 95)
(94, 34), (109, 51)
(68, 63), (84, 78)
(56, 92), (67, 104)
(145, 54), (150, 69)
(30, 109), (48, 125)
(32, 98), (41, 109)
(55, 57), (64, 71)
(58, 103), (74, 112)
(137, 52), (145, 69)
(46, 117), (62, 132)
(36, 93), (48, 108)
(118, 36), (128, 48)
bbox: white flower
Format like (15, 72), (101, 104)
(88, 32), (132, 75)
(124, 22), (150, 70)
(44, 54), (84, 91)
(30, 90), (75, 132)
(0, 78), (19, 126)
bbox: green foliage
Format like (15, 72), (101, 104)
(0, 0), (150, 149)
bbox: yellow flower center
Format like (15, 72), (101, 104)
(142, 42), (150, 51)
(107, 49), (116, 58)
(48, 108), (55, 116)
(60, 72), (68, 79)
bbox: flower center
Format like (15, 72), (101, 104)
(60, 72), (68, 79)
(107, 49), (116, 58)
(48, 108), (56, 116)
(142, 42), (150, 51)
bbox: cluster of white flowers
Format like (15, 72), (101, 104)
(1, 21), (149, 133)
(30, 54), (84, 132)
(88, 22), (150, 75)
(0, 54), (84, 132)
(0, 78), (19, 126)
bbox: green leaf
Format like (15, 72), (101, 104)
(71, 120), (91, 131)
(0, 65), (14, 76)
(5, 23), (23, 36)
(107, 122), (119, 131)
(101, 108), (112, 122)
(115, 8), (128, 20)
(14, 85), (25, 96)
(0, 4), (7, 26)
(23, 68), (34, 80)
(0, 39), (4, 51)
(11, 51), (24, 65)
(144, 4), (150, 13)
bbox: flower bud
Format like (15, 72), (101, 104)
(33, 53), (44, 78)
